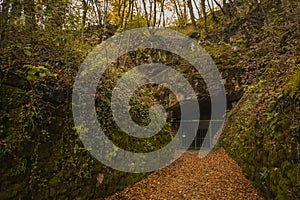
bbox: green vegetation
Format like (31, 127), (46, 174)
(218, 1), (299, 198)
(1, 0), (299, 199)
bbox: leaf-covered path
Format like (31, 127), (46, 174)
(105, 148), (263, 200)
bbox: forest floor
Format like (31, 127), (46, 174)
(105, 148), (264, 200)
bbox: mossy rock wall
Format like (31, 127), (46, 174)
(218, 1), (300, 198)
(0, 81), (151, 199)
(0, 42), (247, 200)
(219, 67), (300, 199)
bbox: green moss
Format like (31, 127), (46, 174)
(284, 67), (300, 97)
(0, 183), (23, 199)
(0, 85), (26, 110)
(219, 68), (300, 199)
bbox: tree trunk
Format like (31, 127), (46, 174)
(142, 0), (150, 27)
(158, 0), (166, 27)
(213, 0), (226, 15)
(120, 0), (127, 29)
(182, 0), (188, 25)
(187, 0), (196, 28)
(0, 0), (10, 48)
(175, 0), (186, 27)
(207, 0), (217, 22)
(124, 0), (134, 30)
(193, 0), (202, 20)
(81, 0), (88, 39)
(153, 0), (157, 27)
(201, 0), (208, 34)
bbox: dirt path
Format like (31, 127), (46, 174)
(105, 148), (264, 200)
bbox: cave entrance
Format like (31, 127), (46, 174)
(167, 98), (227, 150)
(173, 120), (224, 150)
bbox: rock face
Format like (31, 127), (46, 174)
(219, 68), (300, 199)
(217, 0), (300, 198)
(0, 32), (270, 200)
(0, 82), (88, 199)
(0, 48), (247, 199)
(0, 76), (149, 199)
(1, 1), (298, 199)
